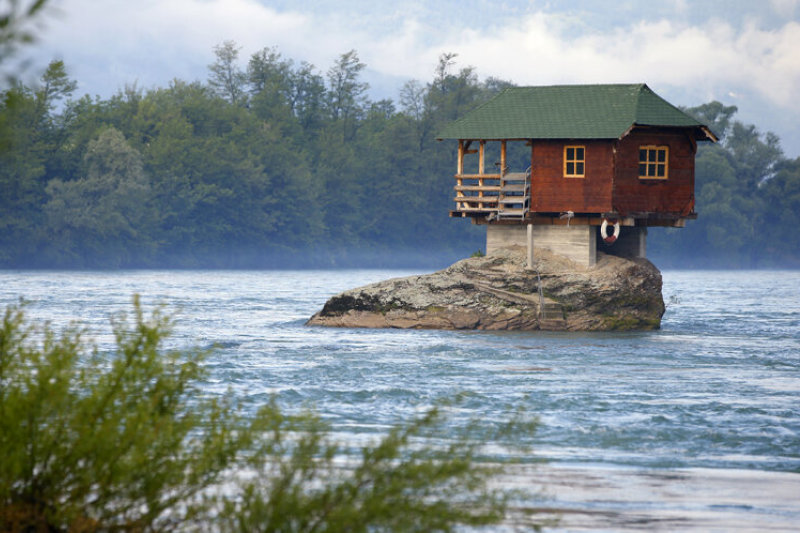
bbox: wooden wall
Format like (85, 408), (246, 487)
(613, 128), (696, 216)
(527, 129), (696, 218)
(530, 140), (614, 214)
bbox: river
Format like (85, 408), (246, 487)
(1, 269), (798, 531)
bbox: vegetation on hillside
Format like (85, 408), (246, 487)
(1, 42), (798, 268)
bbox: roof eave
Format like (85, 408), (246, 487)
(700, 126), (719, 143)
(619, 123), (719, 143)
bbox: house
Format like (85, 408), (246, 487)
(437, 84), (717, 267)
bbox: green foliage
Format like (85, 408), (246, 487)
(0, 300), (542, 531)
(2, 41), (799, 267)
(43, 126), (152, 266)
(223, 403), (528, 532)
(208, 40), (248, 106)
(0, 297), (246, 530)
(0, 43), (492, 268)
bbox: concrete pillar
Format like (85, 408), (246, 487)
(526, 224), (534, 269)
(638, 227), (647, 258)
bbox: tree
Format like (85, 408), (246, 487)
(326, 50), (368, 141)
(289, 61), (326, 133)
(425, 53), (481, 124)
(247, 46), (292, 98)
(0, 85), (48, 265)
(34, 59), (77, 118)
(0, 299), (542, 531)
(725, 122), (783, 189)
(208, 40), (247, 106)
(400, 79), (427, 151)
(44, 126), (151, 266)
(400, 79), (425, 122)
(759, 157), (800, 266)
(683, 101), (737, 140)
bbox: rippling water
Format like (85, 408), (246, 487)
(2, 269), (799, 531)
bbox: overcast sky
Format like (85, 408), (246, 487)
(12, 0), (800, 157)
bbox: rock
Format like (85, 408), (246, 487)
(306, 246), (665, 331)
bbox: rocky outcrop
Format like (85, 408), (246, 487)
(306, 246), (665, 331)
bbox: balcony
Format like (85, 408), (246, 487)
(450, 139), (530, 220)
(452, 171), (530, 219)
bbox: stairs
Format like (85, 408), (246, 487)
(497, 170), (530, 219)
(538, 300), (567, 330)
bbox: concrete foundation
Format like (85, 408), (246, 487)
(486, 224), (648, 268)
(487, 225), (597, 267)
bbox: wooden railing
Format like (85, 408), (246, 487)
(453, 173), (501, 213)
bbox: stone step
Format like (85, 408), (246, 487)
(539, 318), (568, 331)
(539, 301), (567, 330)
(540, 302), (564, 319)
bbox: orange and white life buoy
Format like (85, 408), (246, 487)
(600, 218), (620, 244)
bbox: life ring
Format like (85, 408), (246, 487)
(600, 218), (620, 244)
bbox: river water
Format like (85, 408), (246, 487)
(1, 269), (799, 531)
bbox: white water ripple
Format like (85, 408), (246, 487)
(1, 269), (799, 531)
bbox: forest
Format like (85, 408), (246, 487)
(1, 42), (799, 269)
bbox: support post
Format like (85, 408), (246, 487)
(638, 227), (647, 258)
(457, 140), (464, 175)
(526, 223), (534, 270)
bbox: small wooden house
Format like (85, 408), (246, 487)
(437, 84), (717, 266)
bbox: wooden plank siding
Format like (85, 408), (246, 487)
(530, 140), (614, 214)
(613, 129), (696, 217)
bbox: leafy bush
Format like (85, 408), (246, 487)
(0, 298), (540, 531)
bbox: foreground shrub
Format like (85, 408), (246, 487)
(0, 298), (540, 531)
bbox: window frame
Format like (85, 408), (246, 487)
(563, 145), (586, 178)
(638, 145), (669, 180)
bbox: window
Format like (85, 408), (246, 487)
(639, 146), (668, 179)
(564, 146), (585, 177)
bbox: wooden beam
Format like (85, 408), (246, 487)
(457, 140), (464, 176)
(454, 185), (502, 192)
(453, 173), (502, 179)
(455, 207), (500, 213)
(479, 141), (485, 175)
(453, 197), (499, 203)
(500, 140), (507, 175)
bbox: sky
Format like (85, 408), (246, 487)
(10, 0), (800, 157)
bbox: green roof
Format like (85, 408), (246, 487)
(436, 84), (716, 141)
